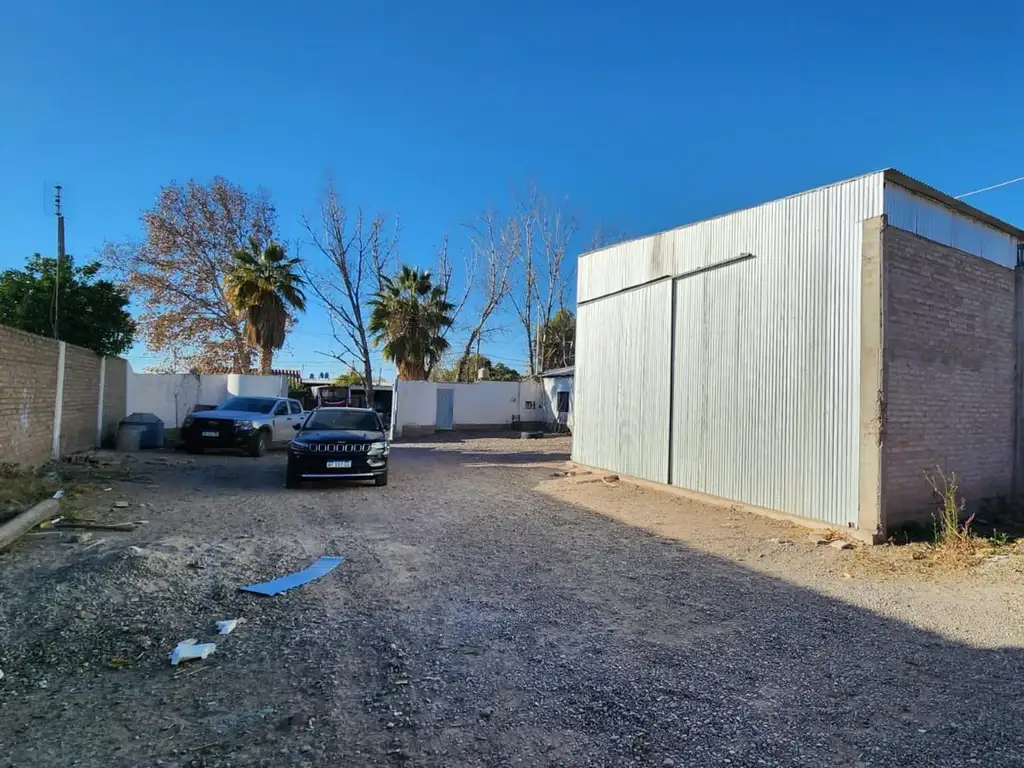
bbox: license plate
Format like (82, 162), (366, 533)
(201, 431), (219, 438)
(326, 460), (351, 469)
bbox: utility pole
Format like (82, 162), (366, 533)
(54, 185), (65, 340)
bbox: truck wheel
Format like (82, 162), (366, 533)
(374, 471), (388, 487)
(249, 431), (268, 457)
(185, 443), (204, 455)
(285, 469), (301, 488)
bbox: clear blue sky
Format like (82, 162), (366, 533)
(2, 0), (1022, 376)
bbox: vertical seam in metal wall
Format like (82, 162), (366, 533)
(667, 279), (678, 484)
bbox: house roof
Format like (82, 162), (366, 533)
(540, 365), (574, 378)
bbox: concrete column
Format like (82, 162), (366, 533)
(96, 356), (107, 447)
(858, 216), (887, 541)
(51, 341), (67, 458)
(1013, 244), (1024, 498)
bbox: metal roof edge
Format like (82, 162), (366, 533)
(882, 168), (1024, 241)
(578, 169), (887, 260)
(539, 365), (575, 378)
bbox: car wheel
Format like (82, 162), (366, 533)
(374, 471), (388, 487)
(185, 444), (204, 455)
(285, 468), (301, 489)
(250, 431), (268, 458)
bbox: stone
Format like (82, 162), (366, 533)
(829, 540), (853, 550)
(113, 501), (130, 509)
(75, 532), (93, 543)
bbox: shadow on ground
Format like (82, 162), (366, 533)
(4, 438), (1018, 765)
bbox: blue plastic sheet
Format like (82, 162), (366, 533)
(240, 556), (344, 596)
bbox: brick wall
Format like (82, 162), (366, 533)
(0, 326), (60, 466)
(60, 345), (102, 455)
(881, 227), (1015, 526)
(0, 324), (128, 467)
(102, 358), (128, 446)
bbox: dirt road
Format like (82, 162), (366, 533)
(2, 435), (1023, 767)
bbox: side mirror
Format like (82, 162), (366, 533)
(292, 423), (302, 431)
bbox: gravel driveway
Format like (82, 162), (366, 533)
(2, 435), (1023, 767)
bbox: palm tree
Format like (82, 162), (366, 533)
(369, 265), (454, 380)
(224, 239), (306, 375)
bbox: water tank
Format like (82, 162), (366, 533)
(115, 424), (144, 452)
(120, 413), (165, 449)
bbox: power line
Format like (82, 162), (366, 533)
(955, 175), (1024, 200)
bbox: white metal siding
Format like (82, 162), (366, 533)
(572, 281), (671, 482)
(576, 173), (885, 526)
(579, 173), (886, 303)
(884, 183), (1019, 266)
(670, 249), (857, 525)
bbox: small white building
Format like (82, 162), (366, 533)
(391, 379), (547, 437)
(572, 169), (1024, 539)
(539, 366), (574, 432)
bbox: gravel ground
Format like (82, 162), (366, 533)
(2, 434), (1023, 767)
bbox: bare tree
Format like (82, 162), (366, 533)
(508, 184), (579, 375)
(453, 209), (518, 381)
(424, 234), (473, 380)
(300, 180), (396, 406)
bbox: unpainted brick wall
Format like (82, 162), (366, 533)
(881, 227), (1015, 526)
(0, 326), (60, 466)
(60, 345), (102, 455)
(0, 324), (129, 467)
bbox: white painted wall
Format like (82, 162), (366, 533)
(227, 374), (289, 398)
(451, 381), (520, 426)
(541, 376), (573, 429)
(393, 380), (439, 435)
(392, 378), (548, 436)
(126, 368), (288, 428)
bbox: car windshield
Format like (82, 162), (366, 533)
(219, 397), (276, 414)
(304, 410), (381, 432)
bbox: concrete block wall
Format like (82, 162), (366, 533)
(0, 324), (128, 467)
(881, 227), (1016, 526)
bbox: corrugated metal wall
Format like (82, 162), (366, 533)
(572, 281), (672, 482)
(884, 183), (1019, 267)
(575, 173), (886, 526)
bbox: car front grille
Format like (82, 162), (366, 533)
(195, 418), (230, 429)
(308, 443), (371, 453)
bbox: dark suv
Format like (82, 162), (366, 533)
(286, 407), (390, 489)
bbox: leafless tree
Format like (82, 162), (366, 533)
(300, 180), (397, 406)
(452, 209), (518, 381)
(424, 234), (473, 380)
(508, 184), (579, 375)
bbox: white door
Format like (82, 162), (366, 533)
(436, 388), (455, 431)
(271, 401), (291, 442)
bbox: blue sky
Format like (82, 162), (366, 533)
(2, 0), (1022, 377)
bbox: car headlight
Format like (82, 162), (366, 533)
(369, 441), (389, 456)
(290, 439), (309, 450)
(182, 416), (194, 427)
(234, 420), (254, 430)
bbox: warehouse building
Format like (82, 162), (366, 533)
(573, 169), (1024, 539)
